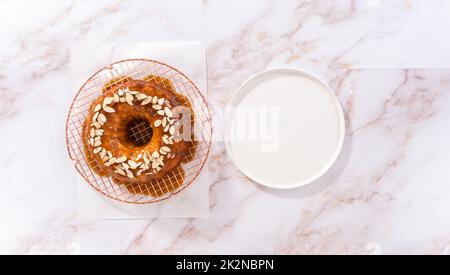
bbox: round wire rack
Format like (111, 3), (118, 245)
(65, 59), (212, 204)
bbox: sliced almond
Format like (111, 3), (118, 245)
(128, 160), (139, 169)
(151, 162), (159, 169)
(103, 97), (114, 105)
(115, 168), (126, 176)
(119, 97), (126, 103)
(162, 135), (169, 144)
(93, 147), (102, 154)
(91, 122), (101, 129)
(100, 148), (107, 158)
(94, 136), (101, 141)
(136, 169), (144, 176)
(157, 98), (165, 105)
(107, 151), (113, 158)
(103, 106), (115, 113)
(157, 110), (165, 116)
(152, 104), (162, 110)
(98, 113), (106, 124)
(90, 128), (95, 138)
(113, 93), (120, 102)
(141, 97), (152, 105)
(169, 125), (175, 135)
(129, 91), (139, 95)
(95, 129), (104, 136)
(168, 118), (175, 125)
(164, 107), (173, 118)
(161, 146), (171, 153)
(162, 117), (167, 127)
(152, 96), (158, 104)
(126, 169), (134, 178)
(121, 163), (130, 170)
(94, 140), (102, 147)
(125, 93), (134, 105)
(154, 119), (162, 127)
(116, 156), (127, 163)
(143, 156), (150, 165)
(164, 124), (170, 133)
(94, 104), (101, 112)
(152, 151), (160, 159)
(93, 112), (99, 122)
(136, 94), (147, 101)
(89, 138), (94, 146)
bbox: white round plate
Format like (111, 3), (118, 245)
(224, 68), (345, 189)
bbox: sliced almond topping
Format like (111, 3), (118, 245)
(152, 96), (158, 104)
(163, 124), (170, 133)
(103, 106), (115, 113)
(89, 138), (94, 146)
(93, 112), (99, 122)
(90, 128), (95, 138)
(118, 89), (125, 96)
(119, 97), (126, 103)
(141, 97), (152, 105)
(164, 107), (173, 118)
(94, 104), (101, 112)
(116, 156), (127, 163)
(161, 146), (171, 153)
(95, 129), (104, 136)
(129, 91), (140, 95)
(113, 94), (120, 102)
(136, 169), (144, 176)
(157, 98), (165, 105)
(162, 117), (167, 127)
(121, 163), (130, 170)
(115, 168), (126, 176)
(93, 147), (102, 154)
(91, 122), (101, 129)
(107, 151), (113, 158)
(94, 136), (101, 142)
(162, 135), (169, 144)
(152, 104), (162, 110)
(103, 97), (114, 105)
(151, 162), (159, 169)
(157, 110), (165, 116)
(136, 94), (147, 101)
(143, 156), (150, 165)
(98, 113), (106, 124)
(128, 160), (139, 169)
(154, 119), (162, 127)
(169, 125), (175, 135)
(94, 140), (102, 147)
(168, 118), (175, 125)
(125, 93), (134, 105)
(126, 169), (134, 178)
(152, 151), (160, 159)
(136, 154), (142, 161)
(100, 149), (107, 158)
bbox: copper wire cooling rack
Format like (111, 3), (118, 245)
(65, 59), (212, 204)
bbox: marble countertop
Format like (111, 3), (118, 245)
(2, 0), (450, 254)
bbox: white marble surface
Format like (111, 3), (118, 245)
(1, 0), (450, 254)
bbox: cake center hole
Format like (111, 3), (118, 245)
(126, 118), (153, 147)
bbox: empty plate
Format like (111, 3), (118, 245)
(224, 68), (345, 189)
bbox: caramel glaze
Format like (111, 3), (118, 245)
(82, 75), (197, 198)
